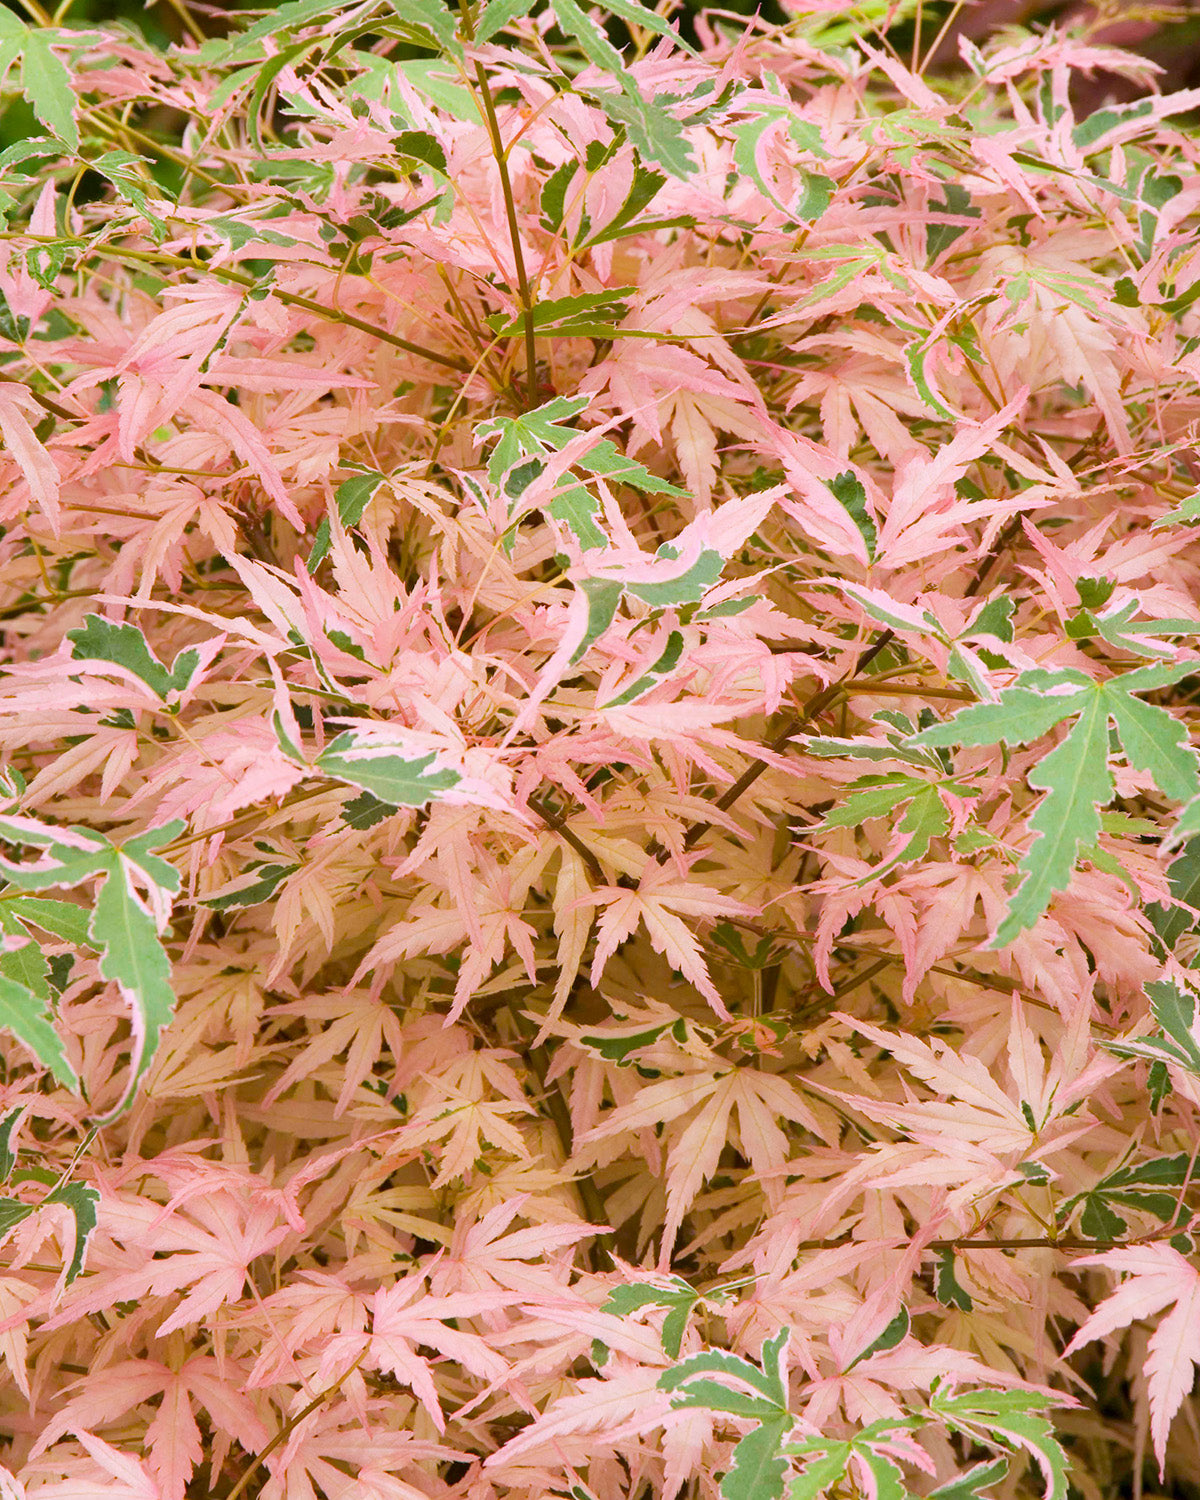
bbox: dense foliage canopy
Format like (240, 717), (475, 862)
(1, 2), (1200, 1498)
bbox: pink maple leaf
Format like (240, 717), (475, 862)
(1066, 1245), (1200, 1474)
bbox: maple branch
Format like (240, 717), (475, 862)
(785, 1226), (1194, 1255)
(527, 796), (605, 883)
(6, 0), (50, 22)
(159, 0), (208, 43)
(83, 108), (235, 196)
(11, 237), (470, 373)
(963, 512), (1026, 598)
(505, 1004), (608, 1249)
(0, 370), (75, 422)
(828, 956), (891, 1001)
(458, 0), (540, 407)
(676, 504), (1031, 852)
(680, 632), (895, 852)
(223, 1358), (365, 1500)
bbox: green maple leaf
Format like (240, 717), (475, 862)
(476, 394), (592, 481)
(1104, 978), (1200, 1077)
(66, 615), (201, 703)
(909, 663), (1200, 946)
(786, 1418), (919, 1500)
(0, 12), (78, 149)
(0, 1180), (98, 1285)
(601, 1274), (698, 1357)
(815, 773), (977, 879)
(0, 975), (76, 1089)
(659, 1329), (792, 1500)
(927, 1388), (1071, 1500)
(315, 731), (460, 806)
(476, 393), (686, 550)
(0, 816), (183, 1114)
(308, 468), (386, 568)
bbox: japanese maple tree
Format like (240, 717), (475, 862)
(0, 0), (1198, 1497)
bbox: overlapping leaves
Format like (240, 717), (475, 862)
(911, 663), (1200, 943)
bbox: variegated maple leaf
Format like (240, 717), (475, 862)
(320, 1274), (510, 1430)
(578, 1062), (829, 1262)
(576, 858), (755, 1018)
(30, 1356), (268, 1500)
(1066, 1244), (1200, 1474)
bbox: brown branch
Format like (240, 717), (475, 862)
(57, 242), (470, 373)
(458, 0), (539, 406)
(786, 1225), (1192, 1255)
(681, 631), (895, 853)
(964, 512), (1025, 598)
(527, 795), (605, 884)
(223, 1358), (365, 1500)
(0, 371), (75, 422)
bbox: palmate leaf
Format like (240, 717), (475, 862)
(926, 1459), (1010, 1500)
(0, 975), (76, 1089)
(659, 1330), (792, 1500)
(0, 816), (183, 1114)
(1105, 979), (1200, 1076)
(545, 0), (696, 175)
(48, 1182), (99, 1285)
(909, 663), (1200, 945)
(847, 1306), (909, 1369)
(660, 1327), (789, 1410)
(1149, 836), (1200, 951)
(601, 1275), (698, 1358)
(787, 1449), (849, 1500)
(486, 289), (636, 339)
(604, 630), (684, 707)
(0, 1109), (19, 1182)
(623, 549), (724, 608)
(1067, 597), (1200, 660)
(91, 871), (177, 1100)
(0, 11), (78, 150)
(479, 394), (589, 474)
(1063, 1151), (1194, 1240)
(6, 897), (94, 950)
(724, 1416), (789, 1500)
(827, 472), (877, 562)
(595, 86), (696, 178)
(66, 615), (201, 703)
(814, 774), (974, 880)
(0, 1180), (98, 1286)
(316, 731), (461, 805)
(308, 468), (386, 568)
(478, 391), (686, 550)
(996, 691), (1112, 946)
(935, 1251), (973, 1311)
(928, 1388), (1071, 1500)
(786, 1418), (918, 1500)
(200, 860), (299, 912)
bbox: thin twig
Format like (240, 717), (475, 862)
(14, 237), (469, 373)
(787, 1225), (1192, 1255)
(458, 0), (540, 407)
(223, 1358), (365, 1500)
(681, 632), (894, 853)
(964, 513), (1025, 598)
(528, 796), (605, 884)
